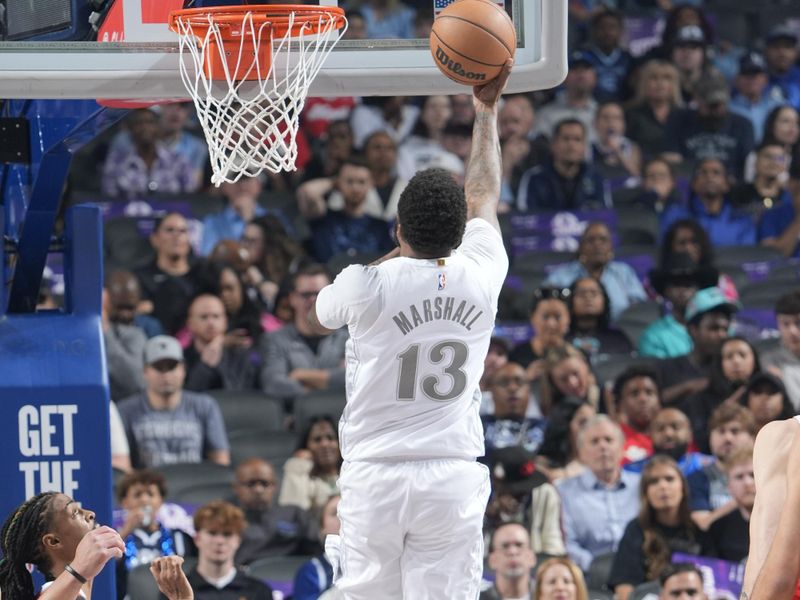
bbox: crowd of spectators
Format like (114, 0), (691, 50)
(37, 0), (800, 598)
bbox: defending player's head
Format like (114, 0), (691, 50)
(396, 167), (467, 258)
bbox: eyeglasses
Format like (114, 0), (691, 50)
(533, 287), (571, 302)
(238, 479), (275, 489)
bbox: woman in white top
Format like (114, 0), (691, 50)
(397, 95), (464, 181)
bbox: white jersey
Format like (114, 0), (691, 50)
(316, 218), (509, 461)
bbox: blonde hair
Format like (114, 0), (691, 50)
(539, 344), (599, 416)
(632, 59), (683, 109)
(534, 557), (589, 600)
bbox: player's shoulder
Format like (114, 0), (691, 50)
(754, 417), (799, 470)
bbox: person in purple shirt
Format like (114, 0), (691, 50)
(764, 25), (800, 110)
(660, 158), (756, 247)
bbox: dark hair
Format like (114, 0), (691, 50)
(338, 154), (370, 174)
(568, 276), (612, 333)
(530, 286), (571, 315)
(639, 455), (695, 580)
(537, 396), (594, 467)
(410, 95), (453, 139)
(248, 214), (306, 286)
(116, 469), (168, 504)
(693, 157), (727, 179)
(659, 562), (704, 587)
(153, 211), (187, 233)
(776, 290), (800, 315)
(363, 129), (397, 151)
(763, 105), (800, 147)
(643, 156), (675, 179)
(397, 168), (466, 257)
(288, 263), (330, 293)
(0, 492), (59, 599)
(659, 218), (715, 268)
(488, 521), (529, 552)
(706, 336), (761, 397)
(661, 5), (714, 47)
(740, 376), (795, 423)
(591, 8), (623, 28)
(297, 415), (339, 452)
(553, 118), (587, 139)
(612, 365), (661, 406)
(193, 261), (264, 342)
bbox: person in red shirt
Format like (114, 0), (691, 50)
(611, 365), (662, 464)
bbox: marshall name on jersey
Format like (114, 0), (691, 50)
(392, 296), (483, 335)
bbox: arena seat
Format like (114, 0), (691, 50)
(156, 462), (235, 501)
(103, 217), (154, 271)
(616, 301), (662, 346)
(228, 429), (298, 469)
(593, 355), (655, 387)
(588, 590), (615, 600)
(629, 580), (660, 600)
(209, 390), (285, 435)
(294, 390), (347, 436)
(714, 245), (783, 269)
(586, 551), (616, 591)
(511, 250), (574, 274)
(169, 481), (233, 505)
(247, 555), (312, 583)
(740, 280), (800, 310)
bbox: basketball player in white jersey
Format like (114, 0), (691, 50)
(741, 415), (800, 600)
(305, 61), (513, 599)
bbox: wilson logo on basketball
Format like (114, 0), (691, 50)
(434, 47), (487, 81)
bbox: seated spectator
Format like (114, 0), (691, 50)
(640, 252), (718, 359)
(360, 0), (414, 39)
(567, 276), (633, 360)
(135, 212), (202, 334)
(761, 291), (800, 409)
(484, 447), (565, 558)
(232, 458), (316, 564)
(103, 272), (147, 401)
(479, 337), (513, 416)
(734, 142), (793, 220)
(118, 335), (230, 468)
(517, 119), (610, 211)
(707, 446), (754, 563)
(539, 344), (600, 416)
(350, 97), (418, 149)
(533, 51), (598, 140)
(183, 293), (257, 392)
(361, 130), (407, 219)
(628, 158), (683, 213)
(536, 397), (595, 482)
(183, 501), (273, 600)
(658, 287), (739, 406)
(607, 456), (714, 600)
(545, 222), (646, 320)
(764, 25), (800, 110)
(102, 108), (199, 197)
(533, 557), (589, 600)
(292, 495), (340, 600)
(482, 362), (548, 458)
(116, 470), (193, 599)
(215, 264), (267, 346)
(658, 563), (707, 600)
(200, 177), (269, 256)
(664, 74), (756, 178)
(509, 286), (570, 379)
(647, 5), (713, 62)
(583, 9), (632, 103)
(625, 408), (713, 476)
(480, 522), (537, 600)
(762, 106), (800, 180)
(104, 268), (163, 337)
(669, 25), (718, 105)
(0, 492), (125, 600)
(682, 336), (760, 452)
(158, 102), (209, 180)
(397, 96), (463, 181)
(558, 415), (640, 571)
(303, 119), (355, 182)
(660, 159), (756, 247)
(739, 372), (795, 432)
(612, 366), (662, 464)
(498, 94), (549, 205)
(688, 404), (756, 531)
(279, 416), (341, 516)
(591, 101), (642, 179)
(240, 215), (307, 313)
(730, 52), (784, 143)
(758, 156), (800, 258)
(259, 264), (347, 400)
(304, 157), (394, 263)
(626, 60), (684, 160)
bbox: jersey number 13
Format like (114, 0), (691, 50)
(396, 340), (470, 402)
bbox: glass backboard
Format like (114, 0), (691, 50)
(0, 0), (567, 99)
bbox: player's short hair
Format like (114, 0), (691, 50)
(116, 469), (167, 503)
(193, 500), (246, 535)
(707, 403), (756, 437)
(659, 562), (704, 587)
(396, 168), (467, 258)
(776, 290), (800, 316)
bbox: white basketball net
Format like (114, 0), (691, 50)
(173, 9), (346, 186)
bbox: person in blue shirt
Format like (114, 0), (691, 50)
(583, 9), (633, 103)
(764, 25), (800, 110)
(625, 408), (714, 477)
(292, 494), (339, 600)
(516, 119), (610, 211)
(660, 158), (756, 247)
(360, 0), (415, 40)
(729, 51), (785, 143)
(201, 177), (268, 256)
(758, 161), (800, 258)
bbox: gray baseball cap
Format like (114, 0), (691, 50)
(144, 335), (184, 365)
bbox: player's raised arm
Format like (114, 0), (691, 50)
(464, 58), (513, 233)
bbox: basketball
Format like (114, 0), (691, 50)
(430, 0), (517, 86)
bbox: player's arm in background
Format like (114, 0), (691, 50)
(745, 419), (799, 599)
(464, 58), (513, 234)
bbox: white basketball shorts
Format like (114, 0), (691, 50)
(324, 458), (490, 600)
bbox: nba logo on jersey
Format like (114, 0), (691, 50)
(437, 273), (447, 291)
(434, 0), (506, 15)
